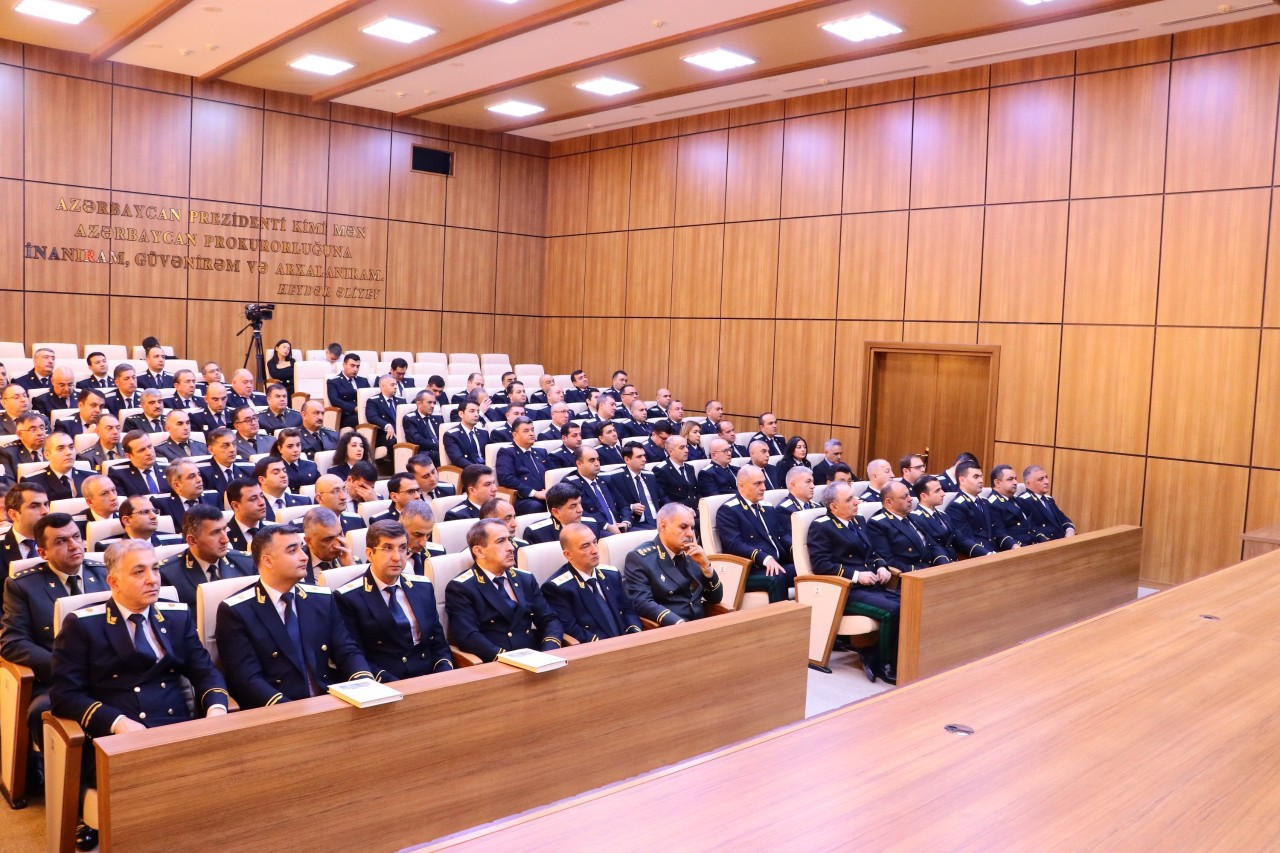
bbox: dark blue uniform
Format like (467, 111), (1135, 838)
(215, 580), (373, 708)
(1017, 492), (1075, 540)
(199, 461), (253, 500)
(936, 471), (960, 493)
(365, 395), (405, 450)
(812, 459), (838, 485)
(616, 416), (651, 438)
(258, 408), (303, 433)
(109, 461), (169, 498)
(867, 510), (950, 572)
(326, 375), (370, 430)
(653, 461), (699, 510)
(697, 463), (737, 498)
(444, 565), (563, 662)
(945, 492), (1003, 557)
(26, 467), (92, 502)
(988, 492), (1043, 547)
(495, 445), (549, 515)
(282, 458), (320, 492)
(442, 426), (489, 468)
(234, 433), (275, 461)
(443, 499), (483, 522)
(226, 390), (267, 411)
(523, 514), (606, 545)
(164, 394), (206, 412)
(750, 432), (785, 456)
(715, 496), (794, 602)
(595, 443), (625, 466)
(541, 564), (641, 643)
(154, 437), (204, 463)
(136, 371), (174, 391)
(122, 413), (167, 434)
(641, 439), (667, 464)
(910, 507), (959, 562)
(607, 470), (665, 531)
(563, 473), (626, 527)
(402, 412), (441, 465)
(153, 491), (222, 532)
(622, 538), (722, 626)
(158, 548), (255, 607)
(774, 496), (820, 529)
(190, 408), (230, 433)
(334, 568), (453, 681)
(546, 445), (576, 470)
(299, 426), (340, 459)
(262, 491), (313, 523)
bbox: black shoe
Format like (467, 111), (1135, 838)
(877, 663), (897, 686)
(857, 652), (877, 683)
(75, 823), (98, 851)
(833, 637), (852, 652)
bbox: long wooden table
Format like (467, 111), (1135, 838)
(427, 549), (1280, 851)
(898, 525), (1142, 683)
(92, 604), (809, 851)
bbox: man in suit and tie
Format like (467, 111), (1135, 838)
(77, 413), (125, 470)
(449, 372), (486, 406)
(987, 464), (1044, 549)
(326, 354), (369, 431)
(701, 400), (724, 434)
(860, 459), (894, 503)
(32, 366), (77, 420)
(563, 370), (593, 405)
(624, 503), (721, 626)
(335, 520), (454, 680)
(716, 466), (795, 603)
(945, 461), (1005, 557)
(0, 383), (32, 437)
(369, 473), (420, 525)
(812, 439), (844, 486)
(199, 427), (253, 500)
(580, 394), (615, 439)
(807, 480), (899, 683)
(402, 389), (442, 465)
(697, 438), (738, 498)
(546, 422), (583, 470)
(76, 351), (113, 393)
(388, 358), (415, 396)
(272, 428), (320, 492)
(442, 397), (489, 468)
(775, 467), (821, 527)
(563, 446), (628, 535)
(55, 388), (105, 438)
(654, 434), (699, 512)
(490, 403), (525, 445)
(542, 522), (641, 642)
(122, 389), (168, 434)
(618, 400), (653, 439)
(909, 475), (959, 561)
(225, 369), (266, 411)
(746, 440), (781, 490)
(538, 403), (571, 443)
(406, 453), (456, 501)
(158, 504), (255, 606)
(2, 414), (49, 476)
(230, 407), (275, 460)
(311, 476), (366, 534)
(751, 412), (785, 456)
(365, 374), (405, 451)
(94, 496), (183, 552)
(0, 482), (50, 576)
(78, 475), (120, 528)
(28, 431), (91, 502)
(300, 506), (356, 584)
(13, 347), (54, 391)
(216, 525), (374, 708)
(224, 478), (267, 552)
(104, 363), (141, 416)
(524, 482), (606, 545)
(645, 388), (673, 420)
(108, 430), (168, 498)
(1019, 465), (1076, 540)
(255, 456), (312, 523)
(298, 400), (339, 459)
(642, 421), (671, 465)
(715, 421), (749, 459)
(608, 444), (663, 532)
(257, 383), (303, 433)
(495, 417), (549, 515)
(600, 370), (628, 403)
(594, 423), (626, 466)
(164, 369), (205, 412)
(154, 409), (203, 462)
(896, 454), (928, 493)
(190, 382), (231, 433)
(445, 518), (564, 662)
(155, 459), (220, 530)
(443, 464), (498, 522)
(135, 345), (173, 390)
(867, 481), (951, 576)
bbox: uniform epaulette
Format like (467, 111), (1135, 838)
(871, 511), (890, 520)
(72, 603), (107, 618)
(551, 571), (574, 586)
(581, 515), (598, 524)
(911, 508), (926, 515)
(1016, 492), (1034, 500)
(451, 570), (475, 583)
(728, 498), (742, 508)
(514, 538), (529, 548)
(954, 494), (969, 503)
(425, 542), (446, 555)
(298, 582), (330, 594)
(529, 518), (554, 530)
(814, 516), (831, 524)
(512, 568), (532, 577)
(636, 544), (656, 556)
(155, 601), (187, 610)
(10, 565), (39, 579)
(600, 565), (620, 573)
(337, 577), (364, 594)
(224, 588), (256, 606)
(987, 494), (1001, 503)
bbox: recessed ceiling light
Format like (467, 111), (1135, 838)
(1018, 0), (1052, 4)
(575, 77), (639, 96)
(487, 100), (544, 118)
(821, 13), (903, 43)
(683, 48), (755, 72)
(494, 0), (520, 4)
(15, 0), (95, 25)
(289, 54), (355, 76)
(361, 17), (436, 44)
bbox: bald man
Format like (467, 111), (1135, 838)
(33, 366), (77, 419)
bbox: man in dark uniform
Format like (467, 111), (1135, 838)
(988, 464), (1044, 548)
(716, 466), (794, 604)
(154, 409), (203, 462)
(255, 456), (313, 523)
(546, 422), (583, 471)
(389, 359), (416, 399)
(909, 475), (959, 562)
(335, 520), (453, 681)
(14, 348), (54, 391)
(231, 407), (275, 461)
(444, 518), (564, 662)
(27, 431), (91, 502)
(369, 473), (421, 525)
(746, 440), (781, 490)
(190, 382), (232, 433)
(624, 503), (721, 626)
(121, 389), (168, 435)
(538, 403), (573, 442)
(406, 453), (455, 500)
(523, 482), (606, 545)
(642, 421), (671, 465)
(774, 467), (820, 528)
(563, 370), (594, 405)
(135, 345), (174, 390)
(653, 433), (699, 512)
(578, 394), (613, 439)
(402, 390), (442, 466)
(807, 481), (899, 683)
(93, 496), (183, 552)
(225, 479), (267, 553)
(326, 354), (370, 430)
(399, 500), (447, 574)
(443, 464), (498, 522)
(365, 374), (405, 452)
(716, 421), (749, 459)
(1019, 465), (1076, 540)
(108, 431), (169, 498)
(494, 417), (548, 516)
(563, 446), (628, 535)
(945, 461), (1005, 557)
(164, 369), (205, 412)
(300, 506), (357, 584)
(257, 383), (303, 434)
(32, 367), (76, 420)
(310, 476), (366, 535)
(750, 412), (785, 456)
(158, 504), (255, 607)
(199, 427), (253, 501)
(442, 398), (489, 468)
(600, 371), (628, 403)
(215, 525), (374, 708)
(811, 439), (844, 486)
(298, 400), (339, 459)
(2, 413), (48, 469)
(594, 423), (626, 466)
(1, 483), (50, 575)
(480, 498), (531, 555)
(53, 388), (105, 439)
(543, 522), (641, 642)
(608, 444), (663, 531)
(155, 460), (221, 531)
(698, 438), (738, 498)
(225, 369), (266, 411)
(76, 352), (112, 393)
(617, 400), (653, 439)
(104, 363), (141, 416)
(867, 481), (951, 575)
(936, 452), (980, 494)
(860, 459), (894, 503)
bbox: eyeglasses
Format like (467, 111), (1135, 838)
(236, 416), (258, 425)
(374, 544), (410, 556)
(397, 487), (422, 496)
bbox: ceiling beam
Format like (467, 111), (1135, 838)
(311, 0), (626, 104)
(485, 0), (1162, 133)
(197, 0), (382, 83)
(90, 0), (196, 63)
(393, 0), (852, 119)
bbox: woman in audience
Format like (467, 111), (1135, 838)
(681, 421), (706, 460)
(775, 436), (811, 479)
(328, 431), (371, 481)
(267, 339), (296, 397)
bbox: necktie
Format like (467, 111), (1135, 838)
(585, 577), (619, 635)
(151, 419), (161, 431)
(275, 498), (284, 511)
(207, 560), (221, 582)
(108, 450), (119, 460)
(753, 504), (779, 555)
(386, 585), (412, 637)
(635, 475), (654, 520)
(493, 574), (517, 606)
(280, 591), (313, 693)
(591, 481), (615, 524)
(470, 430), (480, 457)
(23, 540), (37, 559)
(129, 613), (157, 660)
(317, 560), (332, 575)
(61, 474), (74, 497)
(66, 574), (82, 595)
(33, 450), (43, 463)
(185, 499), (197, 510)
(144, 469), (159, 493)
(411, 551), (426, 575)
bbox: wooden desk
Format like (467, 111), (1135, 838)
(93, 604), (809, 852)
(1241, 523), (1280, 560)
(898, 525), (1142, 683)
(429, 550), (1280, 851)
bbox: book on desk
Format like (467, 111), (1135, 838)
(497, 648), (567, 673)
(328, 678), (403, 708)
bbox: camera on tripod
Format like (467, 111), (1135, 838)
(244, 303), (275, 325)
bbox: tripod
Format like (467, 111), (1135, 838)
(237, 321), (268, 391)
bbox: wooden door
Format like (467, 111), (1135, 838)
(861, 343), (999, 474)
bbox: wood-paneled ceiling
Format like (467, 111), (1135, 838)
(2, 0), (1276, 139)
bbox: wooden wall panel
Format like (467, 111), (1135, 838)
(781, 112), (845, 218)
(444, 143), (500, 231)
(191, 100), (262, 204)
(979, 324), (1061, 448)
(184, 300), (258, 375)
(905, 206), (983, 321)
(439, 312), (493, 355)
(326, 215), (387, 311)
(725, 121), (783, 222)
(499, 151), (547, 237)
(1157, 189), (1268, 327)
(385, 309), (441, 354)
(110, 296), (187, 357)
(1052, 449), (1146, 535)
(544, 236), (585, 315)
(576, 317), (624, 387)
(325, 305), (386, 352)
(910, 90), (988, 209)
(0, 179), (19, 289)
(1075, 35), (1170, 74)
(542, 316), (583, 374)
(846, 78), (914, 109)
(1245, 468), (1280, 535)
(25, 71), (111, 188)
(992, 443), (1055, 483)
(1057, 326), (1153, 456)
(670, 318), (720, 409)
(1251, 330), (1280, 470)
(628, 139), (678, 230)
(832, 321), (903, 426)
(1064, 195), (1161, 325)
(671, 225), (723, 318)
(837, 212), (907, 321)
(262, 112), (329, 212)
(389, 133), (447, 225)
(719, 320), (775, 416)
(917, 66), (989, 98)
(1149, 327), (1259, 466)
(492, 314), (542, 366)
(989, 51), (1075, 87)
(0, 65), (22, 179)
(109, 192), (191, 300)
(675, 131), (727, 226)
(547, 153), (588, 236)
(583, 232), (627, 317)
(25, 291), (108, 351)
(496, 233), (545, 318)
(587, 146), (632, 233)
(0, 291), (21, 339)
(625, 228), (674, 317)
(721, 221), (779, 319)
(776, 216), (839, 319)
(190, 204), (261, 305)
(772, 320), (835, 425)
(979, 201), (1068, 324)
(622, 318), (670, 395)
(443, 228), (497, 314)
(322, 124), (390, 219)
(386, 221), (444, 311)
(25, 181), (109, 296)
(843, 101), (912, 214)
(1070, 64), (1169, 198)
(112, 87), (191, 198)
(1142, 459), (1249, 586)
(902, 323), (977, 345)
(1174, 14), (1280, 58)
(986, 78), (1074, 204)
(1165, 47), (1280, 193)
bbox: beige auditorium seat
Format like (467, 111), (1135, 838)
(790, 508), (879, 673)
(319, 564), (365, 590)
(431, 518), (475, 554)
(347, 527), (368, 556)
(196, 575), (260, 664)
(596, 529), (654, 568)
(355, 424), (388, 462)
(516, 540), (567, 586)
(941, 491), (960, 511)
(357, 499), (391, 523)
(431, 494), (466, 521)
(515, 513), (550, 539)
(699, 493), (772, 610)
(393, 442), (418, 474)
(436, 466), (462, 490)
(33, 343), (78, 360)
(858, 501), (883, 520)
(427, 551), (483, 666)
(544, 467), (575, 490)
(275, 504), (312, 525)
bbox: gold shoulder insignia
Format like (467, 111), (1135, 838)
(224, 588), (256, 606)
(337, 577), (364, 594)
(451, 571), (474, 583)
(72, 604), (107, 618)
(551, 572), (574, 586)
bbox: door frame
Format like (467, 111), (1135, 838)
(859, 341), (1001, 473)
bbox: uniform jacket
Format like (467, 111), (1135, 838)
(541, 564), (641, 643)
(444, 564), (563, 662)
(622, 539), (722, 626)
(334, 568), (453, 681)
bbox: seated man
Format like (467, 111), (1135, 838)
(444, 464), (498, 521)
(653, 433), (699, 512)
(697, 438), (738, 498)
(225, 478), (267, 552)
(601, 370), (628, 402)
(546, 421), (583, 471)
(480, 497), (530, 554)
(866, 481), (950, 575)
(746, 439), (781, 490)
(53, 388), (105, 438)
(199, 427), (254, 500)
(104, 364), (140, 415)
(255, 456), (312, 523)
(563, 446), (628, 534)
(135, 344), (173, 390)
(164, 368), (205, 412)
(298, 399), (339, 459)
(335, 520), (453, 681)
(13, 347), (53, 391)
(108, 430), (169, 498)
(594, 422), (625, 466)
(716, 466), (794, 603)
(563, 370), (593, 405)
(406, 453), (455, 500)
(945, 461), (1004, 557)
(829, 462), (855, 484)
(230, 407), (275, 461)
(441, 397), (489, 468)
(807, 481), (899, 684)
(1, 482), (49, 573)
(523, 482), (606, 545)
(490, 372), (516, 405)
(398, 499), (446, 574)
(216, 525), (374, 707)
(370, 473), (421, 524)
(861, 458), (893, 503)
(645, 388), (672, 420)
(624, 503), (721, 626)
(716, 420), (749, 459)
(665, 399), (686, 428)
(750, 412), (785, 456)
(449, 372), (486, 406)
(541, 523), (641, 643)
(32, 366), (76, 419)
(3, 412), (48, 468)
(27, 430), (91, 502)
(326, 354), (370, 430)
(494, 416), (548, 515)
(76, 351), (112, 392)
(617, 400), (653, 439)
(896, 453), (927, 491)
(910, 475), (959, 562)
(225, 369), (266, 411)
(642, 420), (670, 465)
(273, 428), (321, 492)
(365, 374), (405, 451)
(607, 444), (663, 531)
(445, 518), (563, 662)
(988, 464), (1043, 548)
(312, 475), (366, 533)
(538, 403), (573, 443)
(301, 506), (357, 584)
(344, 461), (380, 513)
(1018, 465), (1076, 541)
(580, 395), (615, 439)
(936, 452), (980, 494)
(189, 381), (231, 433)
(527, 373), (555, 406)
(154, 409), (203, 462)
(402, 389), (442, 466)
(121, 389), (167, 434)
(389, 358), (415, 398)
(95, 496), (183, 551)
(490, 403), (526, 445)
(76, 475), (120, 533)
(256, 383), (302, 433)
(774, 466), (820, 526)
(0, 382), (34, 437)
(155, 459), (219, 530)
(158, 503), (255, 606)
